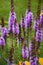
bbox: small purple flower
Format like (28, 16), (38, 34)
(22, 44), (29, 59)
(12, 21), (19, 35)
(29, 41), (33, 51)
(8, 12), (16, 25)
(33, 19), (40, 32)
(25, 10), (33, 27)
(1, 27), (7, 38)
(8, 12), (16, 33)
(0, 37), (5, 46)
(29, 38), (37, 65)
(26, 9), (29, 15)
(35, 23), (42, 50)
(36, 29), (42, 42)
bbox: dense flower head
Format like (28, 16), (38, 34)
(36, 29), (42, 42)
(25, 10), (33, 27)
(25, 9), (29, 15)
(33, 19), (40, 32)
(35, 23), (42, 51)
(8, 12), (16, 25)
(29, 37), (37, 65)
(22, 44), (29, 59)
(12, 19), (19, 35)
(36, 23), (42, 42)
(29, 41), (33, 52)
(8, 11), (16, 33)
(1, 27), (7, 38)
(0, 37), (5, 46)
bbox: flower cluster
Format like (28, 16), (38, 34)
(29, 37), (37, 65)
(36, 23), (42, 51)
(25, 10), (33, 28)
(1, 27), (7, 38)
(12, 19), (19, 36)
(34, 19), (39, 33)
(22, 44), (29, 59)
(8, 12), (16, 33)
(0, 0), (43, 65)
(1, 17), (7, 39)
(0, 37), (5, 49)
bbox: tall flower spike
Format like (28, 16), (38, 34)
(12, 19), (19, 36)
(36, 23), (42, 51)
(25, 0), (33, 28)
(34, 0), (41, 36)
(29, 37), (37, 65)
(8, 0), (16, 34)
(25, 0), (32, 18)
(1, 17), (7, 43)
(9, 43), (14, 65)
(22, 43), (29, 60)
(0, 37), (5, 50)
(25, 0), (33, 44)
(12, 19), (19, 46)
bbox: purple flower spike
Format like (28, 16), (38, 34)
(8, 12), (16, 33)
(33, 20), (39, 32)
(1, 17), (7, 38)
(36, 29), (42, 42)
(25, 10), (33, 27)
(12, 19), (19, 35)
(29, 37), (37, 65)
(0, 37), (5, 49)
(36, 23), (42, 50)
(1, 27), (7, 38)
(8, 12), (16, 25)
(22, 44), (29, 59)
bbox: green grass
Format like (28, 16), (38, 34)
(0, 0), (43, 65)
